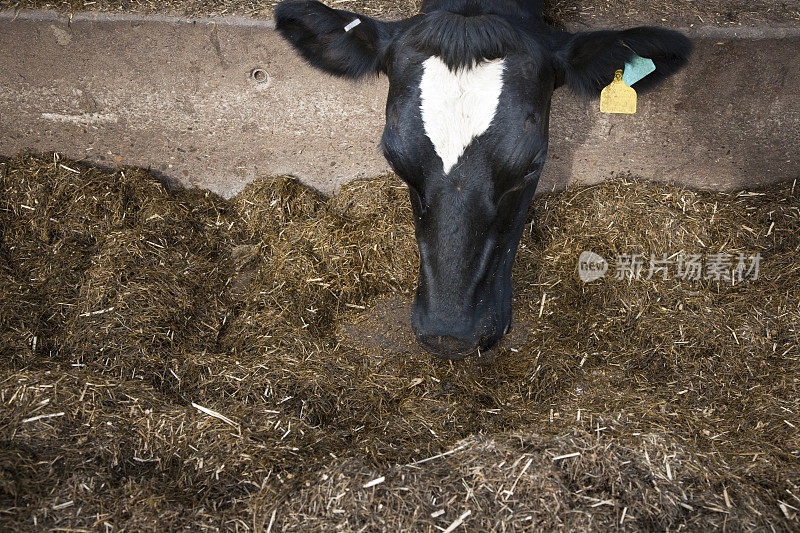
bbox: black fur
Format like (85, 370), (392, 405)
(403, 11), (527, 71)
(555, 26), (693, 96)
(276, 1), (691, 95)
(421, 0), (544, 21)
(274, 0), (693, 358)
(275, 0), (401, 78)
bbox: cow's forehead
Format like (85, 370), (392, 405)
(419, 57), (506, 175)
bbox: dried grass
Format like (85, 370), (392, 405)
(0, 0), (422, 18)
(1, 0), (798, 25)
(1, 152), (798, 531)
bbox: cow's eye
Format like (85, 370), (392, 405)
(525, 147), (548, 178)
(525, 160), (543, 178)
(524, 113), (539, 130)
(407, 184), (426, 216)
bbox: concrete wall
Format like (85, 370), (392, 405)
(1, 10), (798, 197)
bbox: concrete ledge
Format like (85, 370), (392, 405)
(1, 10), (798, 197)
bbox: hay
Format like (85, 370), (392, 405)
(0, 0), (423, 18)
(1, 0), (798, 26)
(1, 152), (798, 531)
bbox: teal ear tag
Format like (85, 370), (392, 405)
(622, 55), (656, 86)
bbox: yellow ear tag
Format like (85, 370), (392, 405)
(600, 70), (637, 114)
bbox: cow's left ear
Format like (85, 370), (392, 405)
(275, 0), (401, 79)
(554, 26), (693, 97)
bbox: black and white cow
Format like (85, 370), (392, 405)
(275, 0), (692, 359)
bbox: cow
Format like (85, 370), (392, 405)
(274, 0), (692, 359)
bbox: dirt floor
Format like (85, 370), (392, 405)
(1, 152), (799, 530)
(1, 0), (798, 26)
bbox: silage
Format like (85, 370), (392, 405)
(0, 153), (798, 531)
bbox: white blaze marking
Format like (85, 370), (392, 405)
(419, 56), (505, 174)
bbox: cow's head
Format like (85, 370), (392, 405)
(276, 0), (692, 359)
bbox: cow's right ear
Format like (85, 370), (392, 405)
(275, 0), (400, 79)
